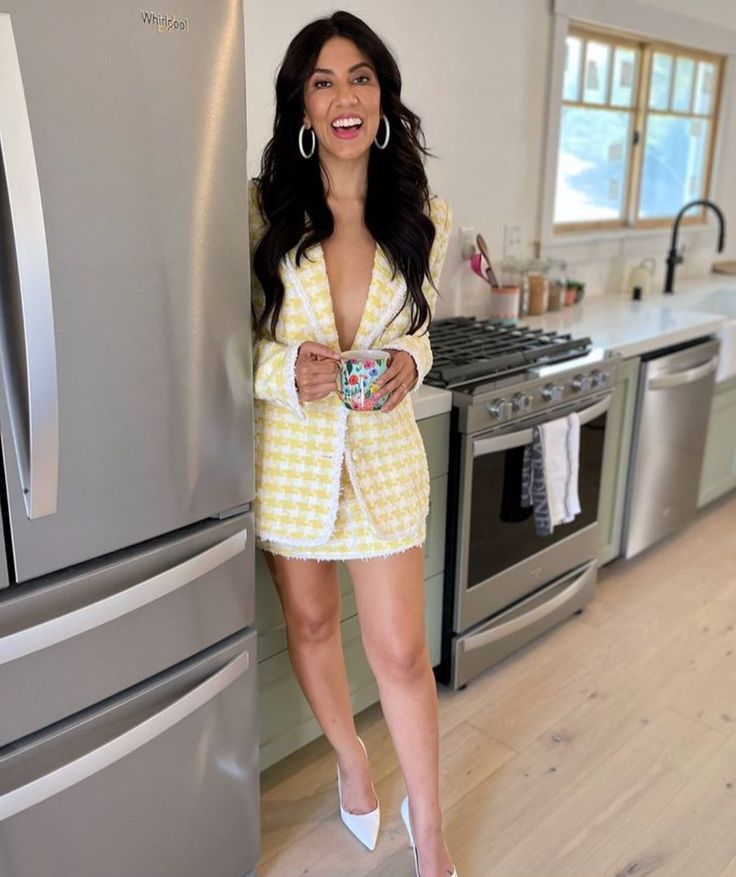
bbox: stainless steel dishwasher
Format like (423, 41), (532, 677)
(622, 336), (720, 558)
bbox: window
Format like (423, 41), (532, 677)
(553, 26), (724, 232)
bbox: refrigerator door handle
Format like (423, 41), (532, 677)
(0, 650), (250, 821)
(0, 529), (248, 666)
(0, 14), (59, 519)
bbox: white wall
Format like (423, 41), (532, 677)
(642, 0), (735, 25)
(245, 0), (736, 314)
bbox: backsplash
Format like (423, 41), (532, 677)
(433, 221), (723, 321)
(539, 224), (723, 299)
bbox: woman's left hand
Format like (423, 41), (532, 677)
(376, 350), (418, 412)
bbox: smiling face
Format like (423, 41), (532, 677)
(302, 36), (382, 163)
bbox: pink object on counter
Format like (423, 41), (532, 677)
(470, 251), (491, 283)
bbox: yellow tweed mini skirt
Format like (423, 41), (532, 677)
(256, 456), (426, 561)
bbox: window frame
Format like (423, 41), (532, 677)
(552, 22), (725, 236)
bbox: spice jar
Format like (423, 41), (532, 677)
(526, 259), (549, 316)
(564, 281), (577, 306)
(547, 259), (567, 312)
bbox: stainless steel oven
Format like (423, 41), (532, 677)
(436, 353), (618, 689)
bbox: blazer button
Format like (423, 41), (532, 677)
(351, 449), (361, 462)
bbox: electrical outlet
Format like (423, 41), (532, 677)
(504, 224), (524, 258)
(460, 226), (477, 260)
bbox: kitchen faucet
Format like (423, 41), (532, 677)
(664, 199), (726, 293)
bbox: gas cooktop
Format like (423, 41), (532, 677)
(425, 316), (593, 390)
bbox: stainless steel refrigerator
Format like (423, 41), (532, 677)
(0, 3), (259, 876)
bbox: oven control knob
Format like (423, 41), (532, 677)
(512, 392), (532, 413)
(591, 369), (608, 388)
(571, 373), (591, 392)
(488, 398), (509, 419)
(542, 383), (564, 402)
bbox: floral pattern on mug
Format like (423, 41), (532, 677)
(339, 351), (391, 411)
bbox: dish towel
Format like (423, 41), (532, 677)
(521, 413), (581, 536)
(521, 425), (552, 536)
(564, 412), (581, 522)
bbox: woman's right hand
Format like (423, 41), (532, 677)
(295, 341), (341, 403)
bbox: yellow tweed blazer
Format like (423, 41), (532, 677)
(249, 180), (453, 547)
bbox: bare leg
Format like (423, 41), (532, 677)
(346, 547), (454, 877)
(263, 551), (377, 813)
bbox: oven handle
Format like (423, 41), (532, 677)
(461, 562), (596, 653)
(472, 394), (612, 458)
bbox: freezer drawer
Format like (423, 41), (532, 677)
(0, 512), (254, 747)
(0, 628), (260, 877)
(450, 561), (597, 690)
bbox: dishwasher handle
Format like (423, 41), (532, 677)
(648, 355), (719, 390)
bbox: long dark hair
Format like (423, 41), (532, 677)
(252, 10), (438, 340)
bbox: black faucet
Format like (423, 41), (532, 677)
(664, 199), (726, 293)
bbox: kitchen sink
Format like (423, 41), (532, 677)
(662, 286), (736, 381)
(683, 288), (736, 319)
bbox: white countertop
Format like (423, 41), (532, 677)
(412, 383), (452, 421)
(518, 277), (731, 360)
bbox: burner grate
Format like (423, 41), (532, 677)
(425, 317), (592, 388)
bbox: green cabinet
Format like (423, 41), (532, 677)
(698, 375), (736, 507)
(257, 411), (450, 770)
(597, 357), (640, 566)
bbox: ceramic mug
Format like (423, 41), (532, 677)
(336, 349), (391, 411)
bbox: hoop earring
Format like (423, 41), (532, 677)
(373, 114), (390, 149)
(299, 124), (316, 159)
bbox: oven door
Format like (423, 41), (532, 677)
(453, 392), (611, 633)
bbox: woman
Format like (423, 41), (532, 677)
(249, 11), (456, 877)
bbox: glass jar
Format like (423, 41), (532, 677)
(547, 259), (567, 312)
(499, 257), (526, 319)
(526, 259), (549, 316)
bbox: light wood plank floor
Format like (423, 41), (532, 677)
(258, 492), (736, 877)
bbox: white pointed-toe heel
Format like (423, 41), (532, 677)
(336, 736), (380, 851)
(400, 795), (458, 877)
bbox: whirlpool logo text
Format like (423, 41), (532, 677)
(140, 10), (190, 33)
